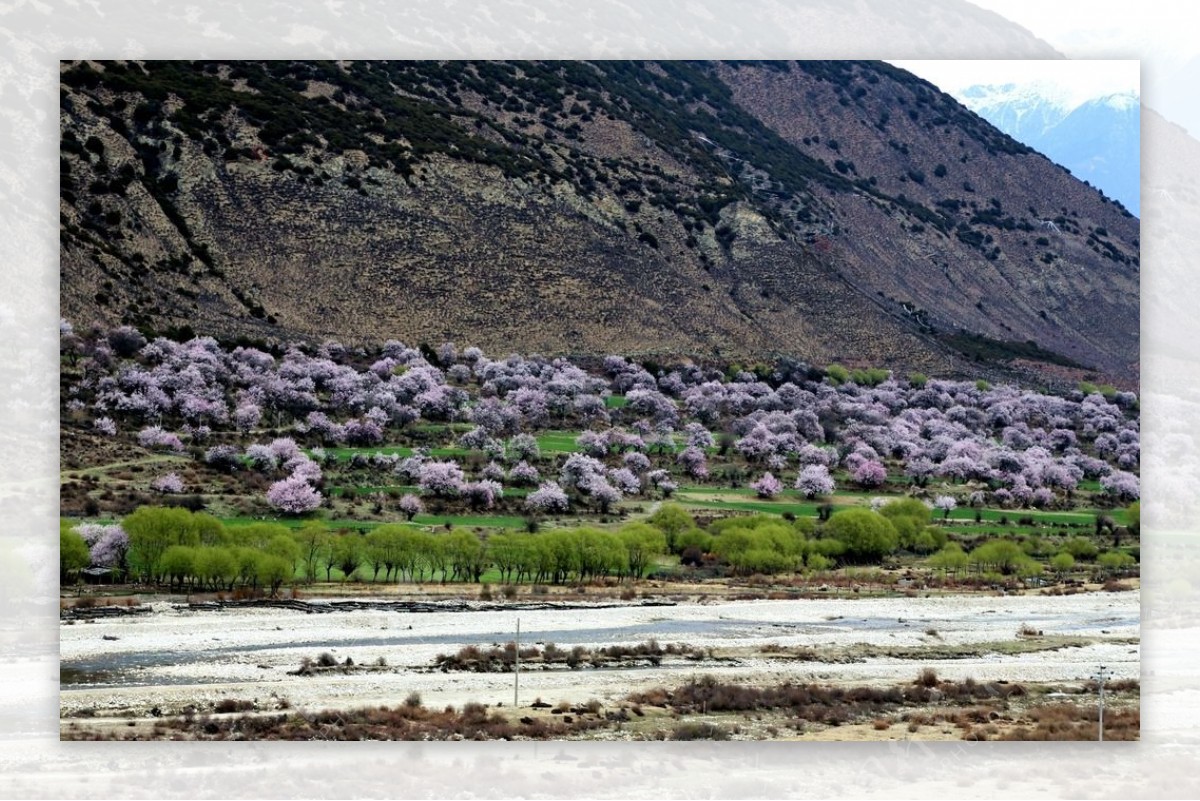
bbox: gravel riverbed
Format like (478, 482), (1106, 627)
(60, 591), (1139, 718)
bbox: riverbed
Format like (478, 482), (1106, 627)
(59, 591), (1139, 719)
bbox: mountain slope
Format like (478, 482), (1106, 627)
(59, 60), (1139, 386)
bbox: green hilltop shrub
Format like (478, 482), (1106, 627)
(825, 364), (850, 384)
(850, 367), (890, 387)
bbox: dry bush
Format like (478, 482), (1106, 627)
(997, 703), (1139, 741)
(213, 698), (255, 714)
(670, 721), (730, 741)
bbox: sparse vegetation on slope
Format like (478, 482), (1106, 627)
(59, 60), (1139, 387)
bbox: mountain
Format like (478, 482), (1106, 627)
(58, 60), (1139, 388)
(958, 83), (1140, 216)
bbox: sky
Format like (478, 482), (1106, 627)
(889, 59), (1139, 108)
(952, 0), (1196, 134)
(965, 0), (1192, 67)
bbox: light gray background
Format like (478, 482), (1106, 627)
(3, 1), (1194, 798)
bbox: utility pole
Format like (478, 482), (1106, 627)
(1092, 665), (1111, 742)
(514, 617), (520, 708)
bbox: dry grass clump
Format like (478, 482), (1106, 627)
(670, 721), (731, 741)
(759, 643), (820, 660)
(627, 675), (904, 725)
(213, 698), (257, 714)
(916, 667), (940, 687)
(995, 704), (1140, 741)
(433, 639), (704, 672)
(290, 651), (389, 676)
(63, 702), (614, 741)
(626, 673), (1030, 730)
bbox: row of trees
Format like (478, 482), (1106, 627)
(60, 506), (672, 589)
(927, 538), (1136, 580)
(61, 500), (1138, 590)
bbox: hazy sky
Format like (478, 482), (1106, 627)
(966, 0), (1192, 66)
(889, 59), (1139, 107)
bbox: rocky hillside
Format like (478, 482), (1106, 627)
(59, 60), (1139, 387)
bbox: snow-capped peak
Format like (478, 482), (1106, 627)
(1088, 92), (1140, 113)
(958, 81), (1138, 117)
(958, 80), (1075, 115)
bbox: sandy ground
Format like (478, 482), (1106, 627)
(59, 591), (1139, 720)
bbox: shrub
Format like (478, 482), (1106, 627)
(670, 721), (730, 741)
(822, 508), (898, 563)
(825, 364), (850, 384)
